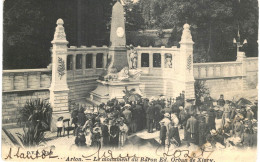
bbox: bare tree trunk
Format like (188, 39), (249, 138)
(207, 23), (212, 60)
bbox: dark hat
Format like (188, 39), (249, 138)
(186, 99), (195, 102)
(57, 116), (64, 121)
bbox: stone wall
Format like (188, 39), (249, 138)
(67, 69), (106, 102)
(2, 90), (50, 124)
(244, 58), (258, 89)
(193, 57), (258, 100)
(2, 69), (51, 125)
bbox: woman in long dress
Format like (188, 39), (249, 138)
(109, 120), (120, 149)
(119, 120), (129, 148)
(85, 127), (92, 147)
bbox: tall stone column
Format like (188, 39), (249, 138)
(49, 19), (70, 131)
(108, 1), (128, 72)
(179, 24), (195, 99)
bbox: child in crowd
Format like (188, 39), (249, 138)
(160, 121), (167, 146)
(56, 117), (63, 137)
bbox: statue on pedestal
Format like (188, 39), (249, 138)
(165, 53), (172, 68)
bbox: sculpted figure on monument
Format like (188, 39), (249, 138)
(104, 66), (141, 82)
(128, 44), (138, 69)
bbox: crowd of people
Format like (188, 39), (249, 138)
(56, 92), (258, 150)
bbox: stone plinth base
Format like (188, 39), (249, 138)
(88, 80), (142, 105)
(50, 111), (71, 132)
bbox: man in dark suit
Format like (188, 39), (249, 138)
(154, 101), (162, 130)
(146, 103), (155, 133)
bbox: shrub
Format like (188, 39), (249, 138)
(16, 125), (45, 148)
(194, 80), (209, 107)
(18, 98), (52, 131)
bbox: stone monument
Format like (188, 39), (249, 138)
(89, 1), (142, 104)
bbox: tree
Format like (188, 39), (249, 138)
(3, 0), (115, 69)
(125, 1), (145, 31)
(138, 0), (258, 62)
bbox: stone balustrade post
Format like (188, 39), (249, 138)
(36, 72), (41, 88)
(72, 55), (76, 70)
(49, 18), (70, 132)
(23, 72), (28, 89)
(179, 23), (195, 99)
(9, 73), (14, 90)
(92, 53), (97, 71)
(149, 52), (153, 68)
(103, 53), (107, 68)
(82, 54), (86, 75)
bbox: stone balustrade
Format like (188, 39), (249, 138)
(2, 68), (51, 92)
(134, 46), (180, 71)
(193, 62), (243, 79)
(66, 46), (109, 80)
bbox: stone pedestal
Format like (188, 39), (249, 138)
(88, 80), (142, 105)
(108, 46), (128, 72)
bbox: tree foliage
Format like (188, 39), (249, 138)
(3, 0), (115, 69)
(137, 0), (258, 62)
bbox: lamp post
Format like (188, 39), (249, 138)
(233, 36), (247, 53)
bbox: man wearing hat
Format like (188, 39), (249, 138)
(78, 107), (86, 127)
(186, 114), (198, 146)
(179, 106), (187, 129)
(207, 108), (216, 130)
(233, 117), (243, 138)
(185, 99), (196, 115)
(198, 117), (208, 146)
(246, 107), (254, 121)
(217, 94), (225, 107)
(154, 101), (163, 131)
(204, 94), (213, 108)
